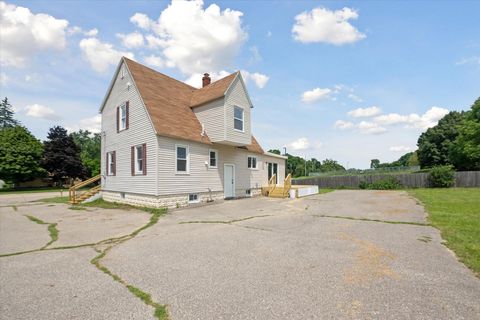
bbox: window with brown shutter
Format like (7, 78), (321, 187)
(112, 151), (116, 176)
(125, 101), (130, 129)
(116, 107), (119, 133)
(131, 146), (134, 176)
(142, 143), (147, 175)
(132, 144), (147, 175)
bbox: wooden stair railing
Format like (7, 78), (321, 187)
(268, 174), (277, 194)
(69, 175), (101, 204)
(283, 173), (292, 197)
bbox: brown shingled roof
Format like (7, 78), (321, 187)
(190, 72), (239, 107)
(123, 58), (264, 154)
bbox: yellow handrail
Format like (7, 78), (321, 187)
(283, 173), (292, 197)
(268, 174), (277, 194)
(69, 174), (101, 204)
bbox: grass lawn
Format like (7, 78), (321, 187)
(409, 188), (480, 276)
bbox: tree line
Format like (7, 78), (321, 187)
(0, 97), (100, 187)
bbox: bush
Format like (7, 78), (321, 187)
(359, 177), (402, 190)
(428, 165), (455, 188)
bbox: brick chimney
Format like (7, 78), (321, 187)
(202, 73), (211, 87)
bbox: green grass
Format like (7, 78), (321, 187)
(37, 196), (69, 203)
(24, 215), (59, 248)
(80, 198), (133, 210)
(319, 189), (335, 194)
(0, 187), (65, 194)
(408, 188), (480, 276)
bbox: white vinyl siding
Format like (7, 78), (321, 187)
(101, 61), (158, 195)
(157, 135), (285, 196)
(225, 77), (251, 145)
(192, 98), (225, 142)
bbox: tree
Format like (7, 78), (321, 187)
(268, 149), (281, 155)
(70, 130), (101, 177)
(42, 126), (85, 184)
(370, 159), (380, 169)
(0, 126), (45, 185)
(0, 97), (20, 128)
(449, 97), (480, 170)
(417, 111), (466, 168)
(320, 159), (345, 172)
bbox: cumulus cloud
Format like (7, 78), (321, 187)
(357, 121), (387, 134)
(289, 137), (310, 150)
(347, 93), (363, 102)
(25, 104), (59, 120)
(302, 87), (332, 103)
(292, 7), (366, 45)
(66, 115), (101, 133)
(184, 70), (231, 88)
(144, 55), (165, 68)
(0, 72), (8, 86)
(373, 106), (449, 130)
(241, 70), (269, 88)
(334, 120), (354, 129)
(389, 146), (412, 152)
(129, 0), (247, 75)
(0, 1), (69, 67)
(68, 26), (98, 37)
(347, 106), (381, 118)
(117, 32), (144, 49)
(79, 37), (134, 73)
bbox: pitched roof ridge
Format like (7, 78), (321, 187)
(123, 56), (197, 91)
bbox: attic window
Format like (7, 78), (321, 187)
(120, 66), (126, 79)
(234, 106), (244, 131)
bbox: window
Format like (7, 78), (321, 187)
(209, 149), (218, 168)
(234, 106), (244, 131)
(188, 194), (199, 203)
(176, 145), (189, 174)
(107, 151), (116, 176)
(246, 189), (251, 197)
(117, 102), (129, 132)
(120, 66), (126, 79)
(131, 144), (146, 175)
(247, 155), (257, 169)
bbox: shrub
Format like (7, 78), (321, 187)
(428, 165), (455, 188)
(359, 177), (402, 190)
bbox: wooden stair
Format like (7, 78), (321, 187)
(266, 173), (292, 199)
(69, 175), (101, 204)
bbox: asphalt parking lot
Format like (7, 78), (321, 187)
(1, 190), (479, 319)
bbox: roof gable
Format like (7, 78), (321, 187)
(190, 72), (238, 107)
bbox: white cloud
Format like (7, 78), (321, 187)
(66, 115), (101, 133)
(373, 106), (449, 130)
(144, 55), (165, 68)
(24, 73), (40, 82)
(129, 0), (247, 75)
(25, 104), (59, 120)
(334, 120), (354, 129)
(347, 106), (381, 118)
(117, 32), (144, 49)
(289, 137), (310, 150)
(292, 7), (366, 45)
(249, 46), (262, 64)
(455, 56), (480, 66)
(301, 87), (332, 103)
(0, 1), (69, 67)
(69, 26), (98, 37)
(357, 121), (387, 134)
(79, 37), (134, 73)
(241, 70), (269, 88)
(347, 93), (363, 102)
(0, 72), (8, 86)
(389, 146), (412, 152)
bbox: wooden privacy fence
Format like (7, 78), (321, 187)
(293, 171), (480, 189)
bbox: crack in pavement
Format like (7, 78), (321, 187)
(313, 214), (430, 226)
(178, 214), (272, 225)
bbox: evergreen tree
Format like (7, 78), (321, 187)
(0, 126), (45, 184)
(42, 126), (85, 184)
(0, 97), (20, 128)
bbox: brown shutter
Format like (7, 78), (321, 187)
(105, 152), (108, 175)
(131, 146), (135, 176)
(142, 143), (147, 175)
(125, 101), (130, 130)
(112, 151), (116, 176)
(116, 107), (119, 133)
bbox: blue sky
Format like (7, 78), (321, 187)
(1, 0), (479, 168)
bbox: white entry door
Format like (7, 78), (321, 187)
(224, 164), (235, 198)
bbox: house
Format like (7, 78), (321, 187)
(99, 57), (287, 208)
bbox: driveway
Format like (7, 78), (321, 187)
(1, 190), (479, 319)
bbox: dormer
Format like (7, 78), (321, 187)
(191, 72), (253, 146)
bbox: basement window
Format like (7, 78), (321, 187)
(246, 189), (252, 197)
(188, 194), (199, 203)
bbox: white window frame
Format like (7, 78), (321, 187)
(119, 103), (127, 131)
(233, 106), (244, 132)
(134, 145), (144, 175)
(209, 149), (218, 169)
(107, 152), (115, 176)
(247, 155), (258, 170)
(175, 144), (190, 174)
(188, 193), (199, 204)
